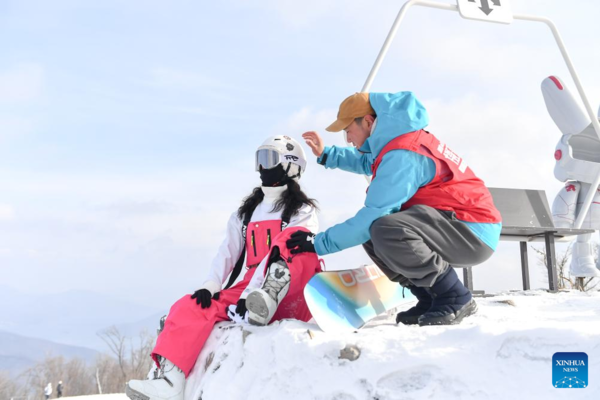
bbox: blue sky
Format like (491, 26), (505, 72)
(1, 0), (600, 309)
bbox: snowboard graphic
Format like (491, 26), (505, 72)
(304, 264), (415, 332)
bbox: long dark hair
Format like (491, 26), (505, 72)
(237, 179), (318, 222)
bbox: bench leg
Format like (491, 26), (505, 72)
(520, 241), (530, 290)
(544, 232), (558, 292)
(463, 267), (473, 291)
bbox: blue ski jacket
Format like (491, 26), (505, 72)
(314, 91), (501, 256)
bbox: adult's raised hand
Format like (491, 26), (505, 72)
(302, 131), (325, 157)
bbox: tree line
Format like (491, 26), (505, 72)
(1, 326), (156, 400)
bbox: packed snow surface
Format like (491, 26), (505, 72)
(61, 395), (127, 400)
(184, 290), (600, 400)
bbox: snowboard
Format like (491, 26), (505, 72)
(304, 264), (415, 332)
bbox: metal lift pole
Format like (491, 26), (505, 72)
(360, 0), (600, 226)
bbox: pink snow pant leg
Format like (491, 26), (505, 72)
(269, 227), (322, 323)
(151, 267), (258, 378)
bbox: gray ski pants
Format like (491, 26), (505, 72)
(363, 205), (494, 288)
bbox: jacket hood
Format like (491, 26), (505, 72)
(358, 91), (429, 157)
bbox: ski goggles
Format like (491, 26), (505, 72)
(255, 149), (282, 171)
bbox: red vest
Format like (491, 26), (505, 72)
(245, 219), (283, 266)
(371, 130), (501, 223)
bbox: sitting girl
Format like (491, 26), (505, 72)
(126, 135), (321, 400)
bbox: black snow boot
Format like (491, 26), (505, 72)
(396, 285), (432, 325)
(418, 267), (477, 326)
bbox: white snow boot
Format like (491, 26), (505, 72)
(570, 238), (600, 278)
(126, 357), (185, 400)
(247, 258), (291, 326)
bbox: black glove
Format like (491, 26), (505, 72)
(286, 231), (316, 254)
(191, 289), (221, 309)
(235, 299), (247, 316)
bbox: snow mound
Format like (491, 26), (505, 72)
(185, 290), (600, 400)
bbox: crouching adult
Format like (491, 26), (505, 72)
(291, 92), (502, 327)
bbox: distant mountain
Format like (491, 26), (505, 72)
(0, 330), (99, 376)
(114, 311), (167, 338)
(0, 287), (163, 351)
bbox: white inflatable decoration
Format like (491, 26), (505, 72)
(542, 76), (600, 277)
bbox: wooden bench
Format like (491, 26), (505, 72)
(463, 188), (594, 292)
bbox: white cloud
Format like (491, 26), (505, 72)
(0, 64), (43, 142)
(0, 63), (44, 104)
(238, 0), (338, 29)
(408, 35), (538, 81)
(99, 200), (178, 217)
(144, 68), (225, 91)
(0, 116), (35, 143)
(0, 168), (247, 249)
(270, 0), (339, 29)
(0, 204), (16, 221)
(273, 106), (337, 135)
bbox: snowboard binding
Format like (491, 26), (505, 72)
(247, 247), (291, 326)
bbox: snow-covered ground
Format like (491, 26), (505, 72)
(183, 290), (600, 400)
(61, 395), (127, 400)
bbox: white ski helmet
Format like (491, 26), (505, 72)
(255, 135), (307, 180)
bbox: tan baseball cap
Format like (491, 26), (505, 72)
(326, 92), (375, 132)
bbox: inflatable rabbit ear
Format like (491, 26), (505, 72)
(541, 76), (591, 136)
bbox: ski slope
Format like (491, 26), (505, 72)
(183, 290), (600, 400)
